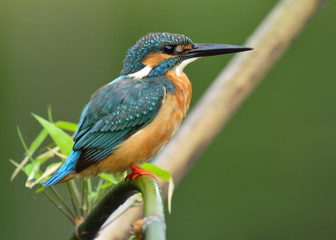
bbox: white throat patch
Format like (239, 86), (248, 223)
(127, 57), (199, 79)
(174, 58), (199, 77)
(127, 65), (152, 79)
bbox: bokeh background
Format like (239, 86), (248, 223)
(1, 0), (335, 239)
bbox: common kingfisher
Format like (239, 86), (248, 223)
(44, 32), (251, 186)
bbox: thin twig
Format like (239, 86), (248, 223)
(81, 181), (86, 218)
(85, 179), (90, 216)
(70, 180), (81, 206)
(94, 178), (104, 206)
(48, 105), (53, 122)
(67, 182), (79, 217)
(16, 127), (34, 163)
(47, 147), (67, 159)
(42, 190), (75, 224)
(49, 186), (76, 220)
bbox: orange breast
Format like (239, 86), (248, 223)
(165, 71), (192, 117)
(79, 71), (192, 177)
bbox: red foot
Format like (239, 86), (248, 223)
(126, 165), (158, 183)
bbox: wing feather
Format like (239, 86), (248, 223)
(72, 76), (167, 172)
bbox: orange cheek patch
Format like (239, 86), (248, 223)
(142, 53), (173, 67)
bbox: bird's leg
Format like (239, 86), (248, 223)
(126, 165), (159, 183)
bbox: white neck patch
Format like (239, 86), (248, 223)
(126, 57), (199, 79)
(127, 65), (152, 79)
(174, 58), (199, 77)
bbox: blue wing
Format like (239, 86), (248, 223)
(44, 76), (172, 186)
(72, 76), (167, 172)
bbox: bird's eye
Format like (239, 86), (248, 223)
(163, 45), (175, 54)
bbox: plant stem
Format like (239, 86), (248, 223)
(70, 180), (81, 207)
(94, 178), (104, 206)
(133, 176), (166, 240)
(49, 186), (76, 220)
(80, 181), (86, 218)
(17, 127), (35, 163)
(67, 182), (79, 217)
(85, 180), (90, 216)
(42, 190), (75, 224)
(69, 175), (165, 240)
(49, 186), (76, 219)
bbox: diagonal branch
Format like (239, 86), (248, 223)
(98, 0), (324, 239)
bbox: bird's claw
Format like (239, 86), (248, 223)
(125, 165), (159, 183)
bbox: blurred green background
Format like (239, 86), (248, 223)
(1, 0), (335, 239)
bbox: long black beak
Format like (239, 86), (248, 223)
(183, 43), (252, 59)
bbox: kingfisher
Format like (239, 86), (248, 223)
(44, 32), (251, 186)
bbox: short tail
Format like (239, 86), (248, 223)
(44, 150), (81, 186)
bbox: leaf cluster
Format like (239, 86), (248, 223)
(10, 107), (174, 224)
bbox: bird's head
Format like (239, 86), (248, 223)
(120, 32), (251, 78)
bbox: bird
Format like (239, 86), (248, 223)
(44, 32), (251, 186)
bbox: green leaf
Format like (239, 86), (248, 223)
(22, 162), (34, 177)
(35, 185), (45, 193)
(98, 173), (119, 184)
(55, 121), (78, 132)
(17, 127), (35, 163)
(32, 114), (73, 155)
(11, 128), (48, 181)
(28, 129), (48, 157)
(23, 160), (42, 180)
(140, 163), (170, 181)
(101, 182), (114, 189)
